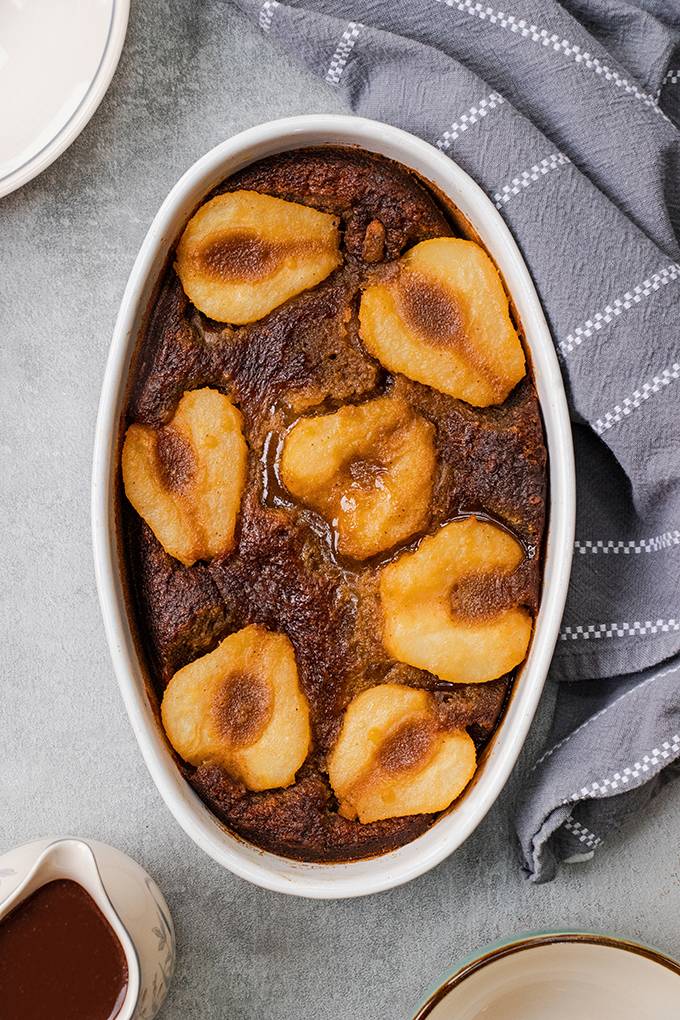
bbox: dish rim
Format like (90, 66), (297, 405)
(91, 113), (575, 899)
(412, 929), (680, 1017)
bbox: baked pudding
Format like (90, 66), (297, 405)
(121, 147), (546, 862)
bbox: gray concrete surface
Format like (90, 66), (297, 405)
(1, 3), (679, 1017)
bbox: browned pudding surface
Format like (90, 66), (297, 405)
(122, 147), (546, 861)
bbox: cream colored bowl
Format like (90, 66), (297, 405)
(413, 932), (680, 1019)
(0, 0), (129, 198)
(91, 115), (575, 899)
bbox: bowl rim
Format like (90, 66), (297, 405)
(91, 113), (575, 899)
(0, 0), (130, 200)
(412, 929), (680, 1017)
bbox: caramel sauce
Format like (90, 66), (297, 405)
(0, 879), (128, 1020)
(261, 425), (531, 579)
(344, 456), (387, 488)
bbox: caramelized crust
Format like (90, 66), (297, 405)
(122, 147), (546, 862)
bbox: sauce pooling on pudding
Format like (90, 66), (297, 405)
(0, 879), (128, 1020)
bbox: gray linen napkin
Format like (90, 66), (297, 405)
(232, 0), (680, 881)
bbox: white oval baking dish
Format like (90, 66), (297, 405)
(92, 115), (575, 899)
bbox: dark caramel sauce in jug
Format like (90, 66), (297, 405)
(0, 878), (128, 1020)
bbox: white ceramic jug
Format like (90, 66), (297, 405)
(0, 837), (175, 1019)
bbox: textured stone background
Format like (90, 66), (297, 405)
(1, 2), (679, 1017)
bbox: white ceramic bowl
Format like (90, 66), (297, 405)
(413, 931), (680, 1019)
(92, 115), (575, 899)
(0, 0), (129, 199)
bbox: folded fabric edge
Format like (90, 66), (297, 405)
(517, 655), (680, 882)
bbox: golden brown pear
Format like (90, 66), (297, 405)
(380, 516), (533, 683)
(122, 387), (247, 567)
(175, 190), (341, 323)
(161, 624), (311, 791)
(279, 394), (436, 559)
(359, 237), (526, 406)
(328, 684), (476, 823)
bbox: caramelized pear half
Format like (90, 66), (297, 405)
(380, 517), (532, 683)
(279, 395), (436, 559)
(359, 237), (526, 406)
(175, 190), (341, 323)
(161, 624), (311, 791)
(328, 684), (476, 823)
(122, 387), (247, 567)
